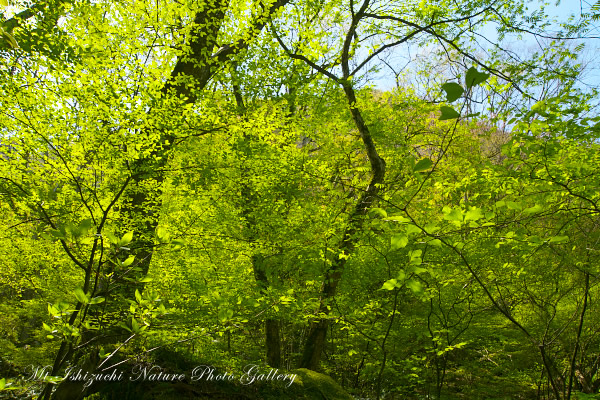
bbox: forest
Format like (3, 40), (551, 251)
(0, 0), (599, 399)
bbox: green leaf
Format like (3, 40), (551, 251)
(156, 226), (169, 242)
(391, 234), (408, 249)
(408, 265), (427, 275)
(0, 0), (8, 7)
(424, 223), (440, 233)
(441, 82), (464, 102)
(134, 289), (142, 303)
(523, 204), (543, 214)
(48, 304), (58, 315)
(42, 375), (63, 384)
(386, 215), (410, 223)
(549, 235), (569, 243)
(119, 231), (133, 247)
(409, 249), (422, 264)
(171, 239), (185, 250)
(138, 276), (153, 283)
(56, 302), (72, 313)
(3, 31), (18, 49)
(531, 101), (547, 116)
(131, 317), (140, 333)
(49, 229), (66, 240)
(218, 308), (234, 321)
(382, 278), (399, 290)
(370, 208), (387, 218)
(89, 296), (105, 305)
(74, 288), (89, 305)
(406, 224), (421, 235)
(406, 279), (423, 294)
(121, 255), (135, 267)
(528, 236), (543, 246)
(506, 201), (522, 210)
(104, 233), (118, 245)
(443, 207), (463, 222)
(465, 207), (483, 221)
(465, 67), (489, 88)
(428, 239), (442, 247)
(0, 378), (5, 390)
(413, 158), (433, 172)
(439, 106), (460, 120)
(78, 219), (93, 234)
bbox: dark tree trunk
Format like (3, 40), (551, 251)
(253, 255), (282, 368)
(266, 319), (282, 367)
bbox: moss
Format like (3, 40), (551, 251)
(255, 368), (353, 400)
(289, 369), (353, 400)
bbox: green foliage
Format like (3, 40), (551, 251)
(0, 0), (599, 399)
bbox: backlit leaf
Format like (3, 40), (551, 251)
(391, 234), (408, 249)
(119, 231), (133, 247)
(74, 288), (89, 305)
(382, 279), (399, 290)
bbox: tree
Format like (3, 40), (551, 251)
(269, 0), (593, 371)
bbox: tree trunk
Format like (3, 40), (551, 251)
(42, 0), (291, 397)
(299, 83), (385, 370)
(122, 0), (229, 284)
(253, 255), (282, 368)
(233, 70), (283, 368)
